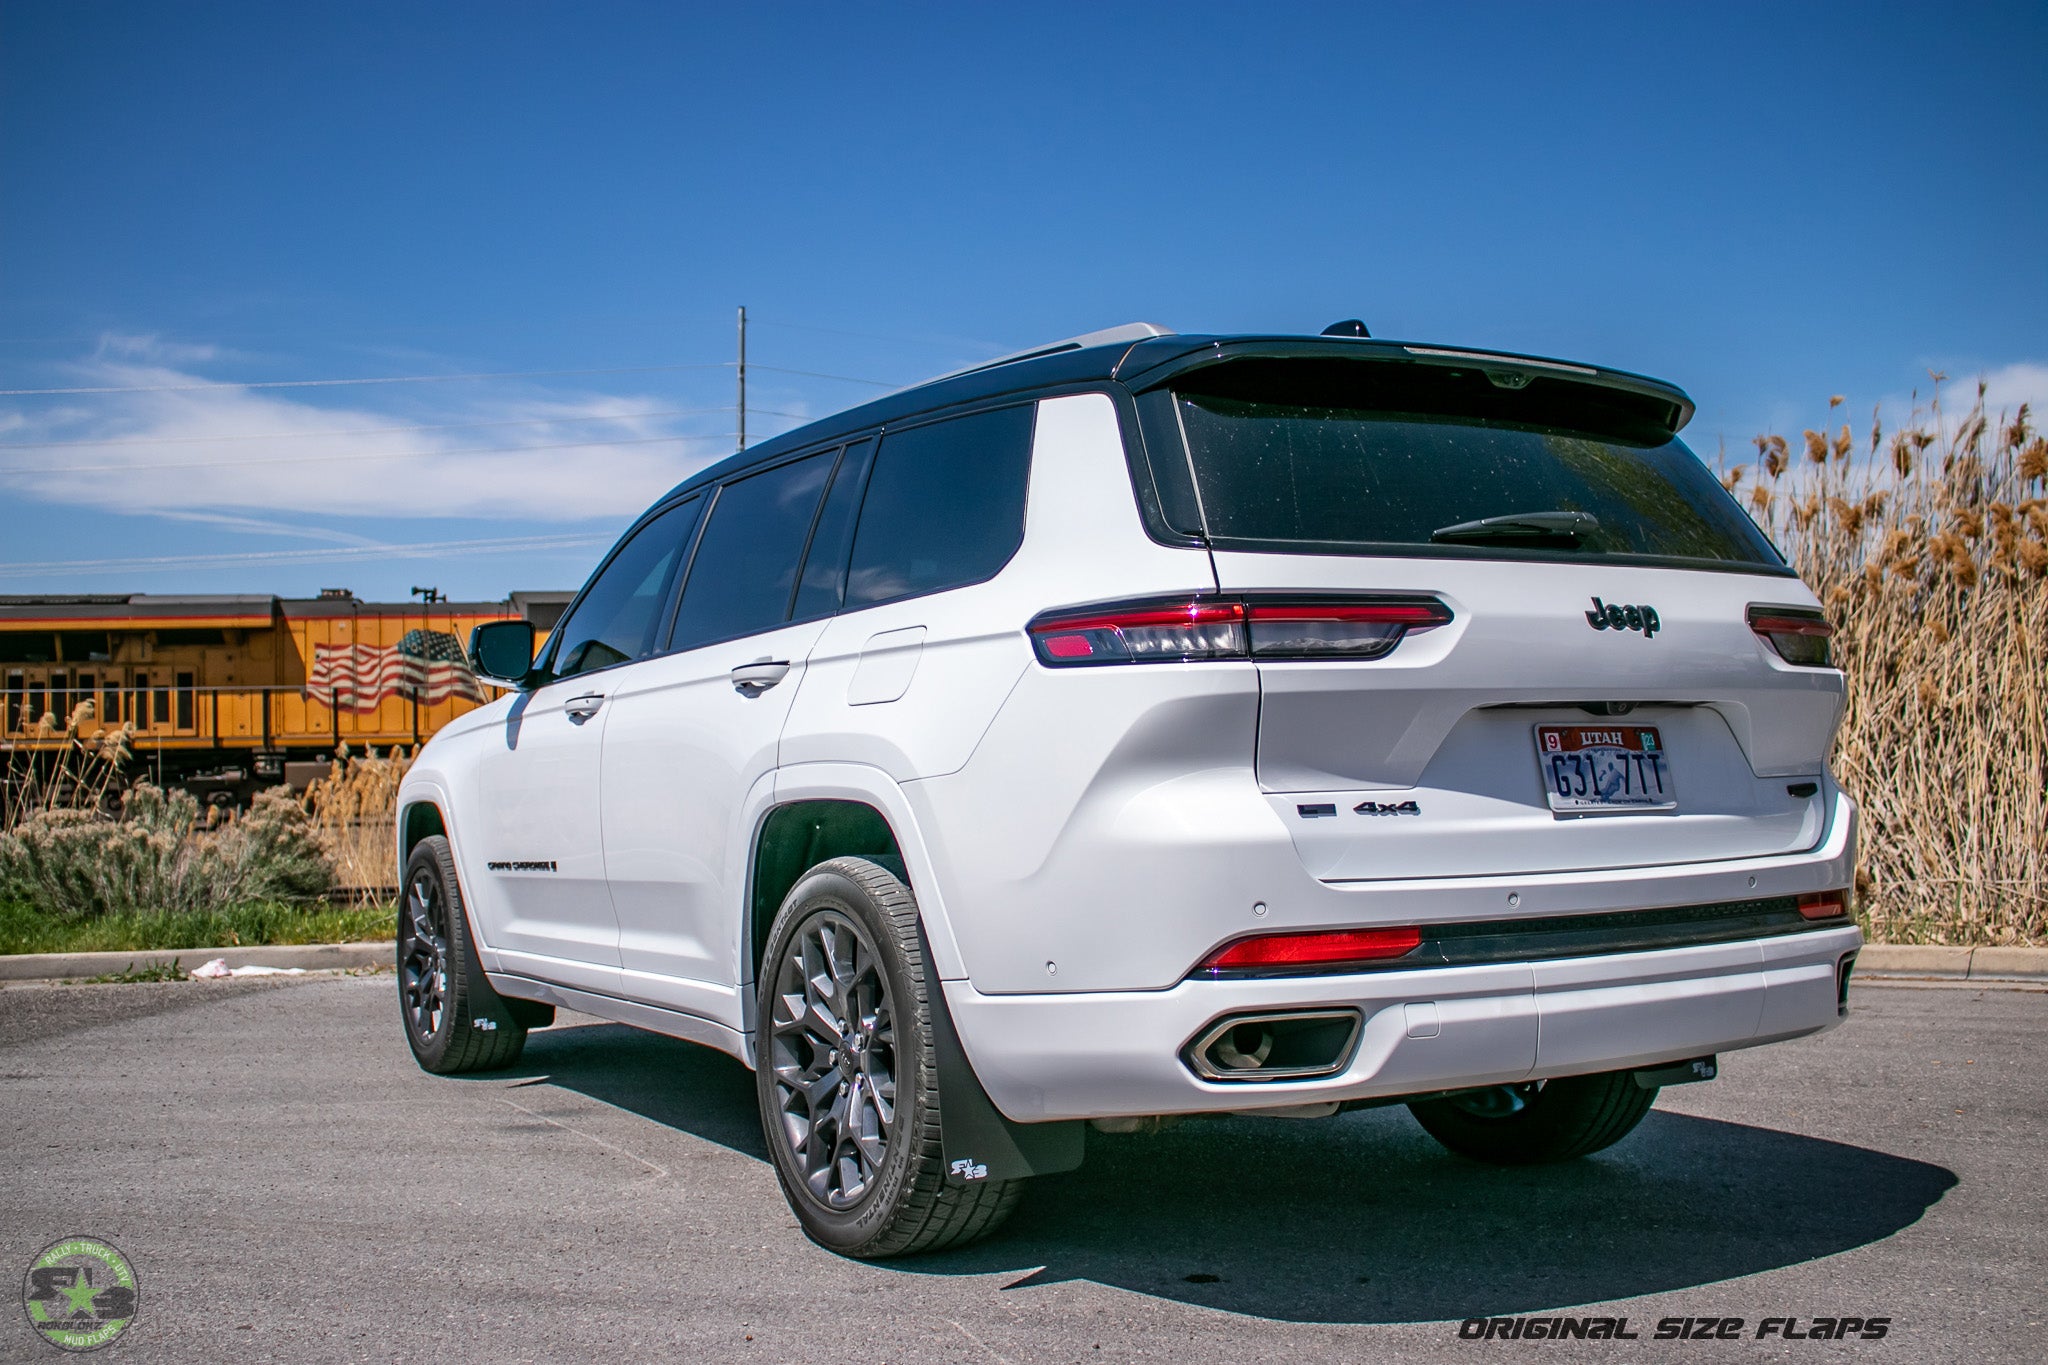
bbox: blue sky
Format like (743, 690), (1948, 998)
(2, 1), (2043, 601)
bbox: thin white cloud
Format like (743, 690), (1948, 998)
(0, 341), (755, 521)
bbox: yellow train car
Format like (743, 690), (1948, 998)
(0, 589), (566, 801)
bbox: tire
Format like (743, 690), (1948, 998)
(755, 857), (1022, 1258)
(397, 835), (530, 1075)
(1408, 1071), (1657, 1165)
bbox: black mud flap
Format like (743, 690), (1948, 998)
(922, 933), (1085, 1186)
(1632, 1055), (1717, 1089)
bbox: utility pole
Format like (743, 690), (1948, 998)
(736, 305), (747, 451)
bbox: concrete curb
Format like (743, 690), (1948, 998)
(0, 940), (392, 982)
(1857, 944), (2048, 982)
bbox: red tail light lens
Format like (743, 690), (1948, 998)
(1198, 926), (1423, 976)
(1027, 600), (1246, 665)
(1797, 890), (1850, 920)
(1029, 596), (1450, 667)
(1748, 605), (1835, 667)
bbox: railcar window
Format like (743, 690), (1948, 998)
(4, 671), (21, 731)
(174, 672), (194, 730)
(0, 632), (55, 664)
(669, 451), (834, 651)
(28, 682), (46, 729)
(101, 679), (122, 725)
(549, 497), (704, 680)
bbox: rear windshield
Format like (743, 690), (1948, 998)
(1144, 361), (1785, 572)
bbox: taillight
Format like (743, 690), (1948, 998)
(1196, 926), (1423, 976)
(1797, 890), (1850, 920)
(1028, 595), (1450, 667)
(1748, 605), (1835, 667)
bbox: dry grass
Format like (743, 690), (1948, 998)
(1, 701), (133, 828)
(1722, 380), (2046, 944)
(305, 743), (410, 896)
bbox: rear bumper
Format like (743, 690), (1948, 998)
(945, 924), (1861, 1122)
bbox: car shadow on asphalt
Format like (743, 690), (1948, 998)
(506, 1020), (1957, 1325)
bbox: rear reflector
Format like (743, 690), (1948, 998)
(1797, 890), (1849, 920)
(1198, 926), (1423, 976)
(1029, 595), (1450, 667)
(1749, 605), (1835, 667)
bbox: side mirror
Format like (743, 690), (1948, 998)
(469, 620), (537, 687)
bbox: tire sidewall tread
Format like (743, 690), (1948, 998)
(399, 835), (528, 1075)
(754, 856), (1019, 1258)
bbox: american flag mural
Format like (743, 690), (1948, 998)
(304, 628), (485, 713)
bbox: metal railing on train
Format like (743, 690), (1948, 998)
(0, 682), (486, 751)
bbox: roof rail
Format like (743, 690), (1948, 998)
(917, 322), (1175, 388)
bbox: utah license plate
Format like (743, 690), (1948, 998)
(1534, 724), (1676, 814)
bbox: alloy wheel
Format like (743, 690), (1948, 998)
(768, 909), (898, 1210)
(399, 866), (449, 1043)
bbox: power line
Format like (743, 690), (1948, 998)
(0, 361), (734, 398)
(0, 406), (738, 450)
(0, 433), (741, 478)
(0, 533), (615, 579)
(745, 363), (899, 388)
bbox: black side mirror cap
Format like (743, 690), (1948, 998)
(469, 620), (537, 687)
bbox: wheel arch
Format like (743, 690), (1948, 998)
(399, 798), (447, 865)
(749, 798), (904, 985)
(746, 764), (969, 991)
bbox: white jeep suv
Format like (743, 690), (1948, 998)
(394, 323), (1860, 1257)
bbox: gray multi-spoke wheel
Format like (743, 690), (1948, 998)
(399, 861), (450, 1045)
(755, 857), (1023, 1258)
(1408, 1070), (1657, 1164)
(769, 909), (899, 1210)
(397, 835), (530, 1075)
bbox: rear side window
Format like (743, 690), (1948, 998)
(844, 405), (1035, 609)
(790, 438), (875, 621)
(1150, 359), (1784, 571)
(550, 497), (703, 679)
(669, 450), (834, 650)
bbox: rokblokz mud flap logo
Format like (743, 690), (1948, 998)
(20, 1237), (138, 1352)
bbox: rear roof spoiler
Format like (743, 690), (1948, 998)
(1116, 336), (1696, 439)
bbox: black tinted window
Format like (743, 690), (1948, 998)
(669, 451), (833, 650)
(550, 498), (702, 679)
(1163, 363), (1780, 569)
(844, 405), (1035, 608)
(790, 438), (875, 621)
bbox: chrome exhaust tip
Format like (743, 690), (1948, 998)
(1184, 1008), (1363, 1082)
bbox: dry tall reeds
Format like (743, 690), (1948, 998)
(1724, 380), (2046, 944)
(304, 743), (411, 896)
(0, 701), (133, 829)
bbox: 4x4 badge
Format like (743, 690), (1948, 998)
(1585, 596), (1661, 638)
(1356, 800), (1421, 816)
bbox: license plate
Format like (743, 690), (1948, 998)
(1534, 724), (1676, 814)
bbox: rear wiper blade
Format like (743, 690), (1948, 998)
(1431, 510), (1601, 544)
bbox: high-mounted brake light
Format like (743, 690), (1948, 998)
(1197, 926), (1424, 976)
(1748, 605), (1835, 667)
(1028, 596), (1451, 667)
(1797, 890), (1850, 921)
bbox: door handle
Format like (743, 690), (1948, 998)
(564, 692), (605, 721)
(730, 660), (791, 695)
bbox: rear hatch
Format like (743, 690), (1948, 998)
(1127, 345), (1846, 881)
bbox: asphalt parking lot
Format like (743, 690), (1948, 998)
(1, 972), (2041, 1363)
